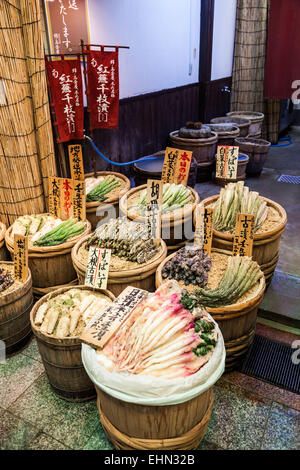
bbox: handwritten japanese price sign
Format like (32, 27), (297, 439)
(174, 149), (193, 186)
(48, 177), (61, 218)
(161, 147), (179, 184)
(85, 247), (111, 290)
(68, 145), (84, 181)
(60, 178), (74, 220)
(146, 179), (162, 240)
(216, 146), (239, 180)
(73, 180), (86, 222)
(13, 235), (28, 282)
(80, 286), (148, 349)
(232, 213), (255, 257)
(194, 205), (214, 255)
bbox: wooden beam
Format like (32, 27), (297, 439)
(199, 0), (215, 83)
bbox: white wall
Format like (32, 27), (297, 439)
(87, 0), (200, 98)
(211, 0), (237, 81)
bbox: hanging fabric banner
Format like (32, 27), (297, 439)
(264, 0), (300, 99)
(46, 58), (84, 142)
(86, 49), (119, 129)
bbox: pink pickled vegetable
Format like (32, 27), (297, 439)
(99, 281), (218, 378)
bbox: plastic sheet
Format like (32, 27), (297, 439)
(81, 314), (226, 406)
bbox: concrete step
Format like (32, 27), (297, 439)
(259, 270), (300, 330)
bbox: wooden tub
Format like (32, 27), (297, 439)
(169, 130), (218, 164)
(227, 111), (264, 137)
(5, 216), (91, 289)
(85, 171), (130, 230)
(0, 261), (33, 355)
(119, 185), (200, 247)
(156, 248), (266, 371)
(201, 195), (287, 285)
(30, 285), (115, 402)
(96, 387), (213, 450)
(72, 234), (168, 297)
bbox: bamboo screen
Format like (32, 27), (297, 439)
(20, 0), (56, 199)
(0, 0), (56, 226)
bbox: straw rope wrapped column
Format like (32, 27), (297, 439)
(230, 0), (281, 144)
(20, 0), (57, 203)
(0, 0), (45, 225)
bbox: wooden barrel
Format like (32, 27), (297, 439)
(133, 152), (198, 188)
(196, 161), (215, 182)
(0, 262), (33, 355)
(210, 116), (251, 137)
(72, 235), (168, 297)
(96, 386), (213, 450)
(208, 124), (240, 146)
(156, 248), (266, 371)
(5, 217), (91, 289)
(201, 195), (287, 282)
(119, 185), (200, 246)
(227, 111), (264, 137)
(30, 285), (115, 402)
(169, 130), (218, 164)
(32, 279), (78, 301)
(234, 137), (271, 176)
(0, 222), (9, 261)
(167, 238), (193, 254)
(214, 154), (249, 186)
(85, 171), (130, 230)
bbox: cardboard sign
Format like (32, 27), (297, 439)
(194, 205), (214, 255)
(73, 180), (86, 222)
(146, 179), (162, 240)
(216, 146), (239, 180)
(232, 213), (255, 257)
(161, 147), (179, 184)
(13, 235), (28, 282)
(48, 177), (61, 218)
(80, 286), (148, 349)
(68, 145), (84, 181)
(174, 149), (193, 186)
(60, 178), (74, 220)
(85, 246), (111, 290)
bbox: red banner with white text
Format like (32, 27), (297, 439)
(86, 49), (119, 129)
(46, 58), (84, 142)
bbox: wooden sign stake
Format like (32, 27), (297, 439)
(68, 144), (85, 181)
(14, 235), (28, 282)
(216, 145), (239, 180)
(48, 177), (61, 218)
(232, 213), (255, 257)
(194, 205), (214, 255)
(146, 179), (162, 240)
(80, 286), (148, 350)
(85, 246), (111, 290)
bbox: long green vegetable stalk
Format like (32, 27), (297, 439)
(86, 176), (120, 202)
(139, 183), (192, 213)
(33, 218), (85, 246)
(214, 181), (268, 233)
(181, 256), (263, 308)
